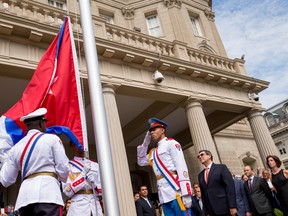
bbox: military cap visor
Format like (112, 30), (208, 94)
(20, 108), (47, 124)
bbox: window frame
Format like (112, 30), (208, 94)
(146, 14), (163, 37)
(48, 0), (66, 9)
(99, 9), (115, 24)
(265, 114), (275, 127)
(190, 16), (203, 37)
(100, 14), (114, 24)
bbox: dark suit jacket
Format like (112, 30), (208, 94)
(192, 195), (205, 216)
(244, 176), (273, 214)
(198, 163), (237, 215)
(135, 197), (156, 216)
(234, 178), (252, 216)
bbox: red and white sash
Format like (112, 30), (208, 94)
(20, 132), (44, 180)
(153, 148), (180, 191)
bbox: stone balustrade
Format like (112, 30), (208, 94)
(187, 48), (237, 73)
(105, 24), (175, 57)
(0, 0), (79, 28)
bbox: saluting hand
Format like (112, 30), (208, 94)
(143, 131), (151, 147)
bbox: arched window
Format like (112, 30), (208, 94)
(265, 114), (275, 126)
(283, 103), (288, 114)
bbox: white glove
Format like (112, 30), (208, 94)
(81, 161), (91, 176)
(143, 131), (151, 147)
(182, 195), (192, 208)
(87, 172), (96, 184)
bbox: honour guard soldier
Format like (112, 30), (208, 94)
(0, 108), (70, 215)
(137, 118), (193, 216)
(62, 141), (102, 216)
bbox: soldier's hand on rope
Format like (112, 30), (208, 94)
(82, 161), (91, 175)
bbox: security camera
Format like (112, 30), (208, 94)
(248, 93), (259, 101)
(152, 70), (164, 83)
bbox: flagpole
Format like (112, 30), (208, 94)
(78, 1), (120, 216)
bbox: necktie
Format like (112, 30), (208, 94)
(199, 198), (203, 210)
(205, 167), (209, 183)
(248, 179), (253, 190)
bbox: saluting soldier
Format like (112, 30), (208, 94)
(0, 108), (70, 216)
(137, 118), (193, 216)
(62, 141), (102, 216)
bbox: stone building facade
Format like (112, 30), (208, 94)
(264, 99), (288, 168)
(0, 0), (281, 215)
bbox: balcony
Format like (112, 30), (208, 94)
(0, 0), (268, 92)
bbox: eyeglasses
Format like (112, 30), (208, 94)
(197, 153), (206, 158)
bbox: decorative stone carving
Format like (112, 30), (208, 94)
(163, 0), (182, 8)
(197, 40), (215, 54)
(121, 7), (135, 20)
(204, 9), (215, 21)
(246, 151), (251, 157)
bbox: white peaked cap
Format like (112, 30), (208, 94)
(20, 108), (47, 122)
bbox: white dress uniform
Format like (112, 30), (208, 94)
(137, 137), (192, 204)
(0, 129), (69, 211)
(63, 156), (102, 216)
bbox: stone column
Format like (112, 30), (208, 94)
(102, 84), (136, 216)
(247, 109), (281, 167)
(185, 99), (220, 171)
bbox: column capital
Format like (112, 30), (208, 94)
(185, 97), (205, 110)
(247, 108), (265, 120)
(102, 83), (120, 94)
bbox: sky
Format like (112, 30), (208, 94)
(212, 0), (288, 109)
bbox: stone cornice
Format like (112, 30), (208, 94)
(94, 0), (162, 11)
(95, 0), (209, 13)
(182, 0), (211, 11)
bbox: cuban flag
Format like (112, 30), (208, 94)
(0, 16), (87, 153)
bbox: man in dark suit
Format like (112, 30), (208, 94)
(197, 150), (237, 216)
(135, 185), (156, 216)
(233, 174), (252, 216)
(192, 187), (205, 216)
(243, 165), (274, 216)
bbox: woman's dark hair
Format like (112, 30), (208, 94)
(266, 155), (282, 168)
